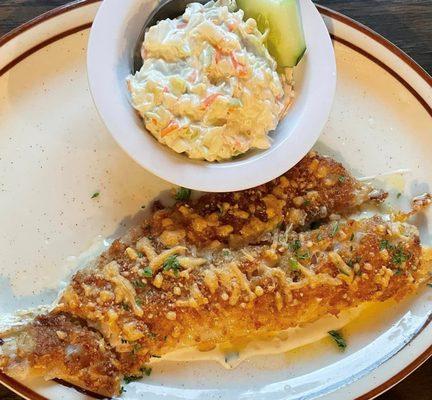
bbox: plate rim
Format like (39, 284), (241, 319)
(0, 1), (431, 400)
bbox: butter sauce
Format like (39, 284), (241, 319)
(150, 306), (366, 368)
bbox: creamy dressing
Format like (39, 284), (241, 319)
(128, 0), (292, 161)
(150, 306), (365, 369)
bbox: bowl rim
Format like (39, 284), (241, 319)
(87, 0), (337, 192)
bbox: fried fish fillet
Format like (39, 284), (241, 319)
(2, 154), (427, 398)
(150, 151), (386, 248)
(1, 215), (429, 396)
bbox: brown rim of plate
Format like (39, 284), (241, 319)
(0, 2), (431, 400)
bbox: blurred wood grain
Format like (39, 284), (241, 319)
(0, 0), (430, 399)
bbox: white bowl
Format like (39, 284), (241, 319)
(87, 0), (336, 192)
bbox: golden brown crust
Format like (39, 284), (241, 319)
(62, 216), (425, 368)
(0, 313), (120, 397)
(3, 154), (426, 399)
(148, 152), (386, 248)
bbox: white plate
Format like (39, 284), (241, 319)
(87, 0), (336, 192)
(0, 2), (431, 400)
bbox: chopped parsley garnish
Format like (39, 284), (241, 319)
(91, 191), (100, 199)
(163, 255), (181, 276)
(392, 247), (410, 265)
(350, 233), (354, 241)
(328, 330), (347, 351)
(122, 303), (130, 311)
(379, 239), (391, 250)
(141, 205), (146, 209)
(290, 240), (301, 252)
(297, 251), (310, 260)
(330, 221), (340, 237)
(303, 199), (311, 206)
(222, 249), (231, 257)
(140, 366), (152, 376)
(175, 187), (191, 201)
(338, 176), (346, 183)
(121, 338), (128, 344)
(148, 332), (157, 339)
(120, 386), (126, 394)
(123, 367), (152, 384)
(124, 375), (143, 384)
(317, 233), (323, 241)
(151, 354), (162, 358)
(394, 268), (403, 276)
(133, 279), (146, 289)
(136, 298), (142, 306)
(427, 283), (432, 288)
(289, 258), (301, 271)
(141, 267), (153, 277)
(397, 192), (402, 199)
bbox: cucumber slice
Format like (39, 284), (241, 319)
(237, 0), (306, 67)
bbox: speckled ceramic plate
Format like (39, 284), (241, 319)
(0, 1), (431, 400)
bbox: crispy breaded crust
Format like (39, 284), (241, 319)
(2, 154), (427, 398)
(149, 152), (386, 248)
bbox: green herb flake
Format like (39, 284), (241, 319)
(141, 205), (146, 209)
(121, 338), (128, 344)
(289, 258), (301, 272)
(394, 268), (403, 276)
(141, 267), (153, 278)
(148, 332), (157, 339)
(163, 255), (181, 276)
(175, 187), (191, 201)
(136, 298), (142, 307)
(338, 176), (346, 183)
(330, 221), (340, 237)
(397, 192), (402, 199)
(392, 248), (410, 265)
(124, 375), (143, 384)
(317, 233), (323, 241)
(151, 354), (162, 358)
(379, 239), (391, 250)
(328, 330), (347, 351)
(290, 239), (301, 252)
(140, 366), (152, 376)
(350, 233), (354, 241)
(427, 283), (432, 288)
(122, 303), (130, 311)
(133, 279), (146, 289)
(120, 386), (126, 394)
(297, 251), (310, 260)
(91, 191), (100, 199)
(303, 199), (311, 206)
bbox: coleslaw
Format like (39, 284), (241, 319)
(128, 0), (292, 161)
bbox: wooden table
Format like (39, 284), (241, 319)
(0, 1), (430, 399)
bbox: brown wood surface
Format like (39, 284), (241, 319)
(0, 0), (431, 399)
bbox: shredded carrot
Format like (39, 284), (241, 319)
(215, 49), (223, 64)
(227, 22), (237, 32)
(230, 52), (248, 77)
(160, 121), (179, 137)
(202, 93), (221, 108)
